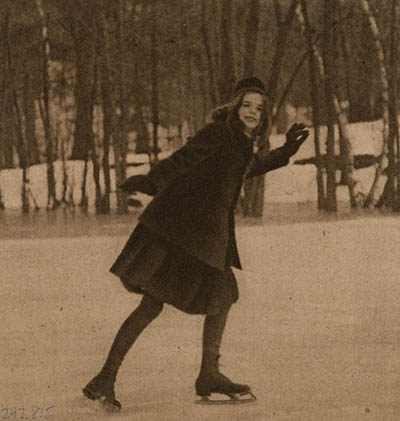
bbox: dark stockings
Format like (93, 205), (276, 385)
(98, 296), (231, 382)
(99, 295), (164, 382)
(200, 304), (231, 371)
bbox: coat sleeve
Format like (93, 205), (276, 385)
(246, 145), (290, 178)
(147, 124), (222, 192)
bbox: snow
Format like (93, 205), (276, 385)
(2, 216), (400, 420)
(0, 119), (388, 211)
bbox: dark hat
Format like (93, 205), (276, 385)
(232, 77), (267, 98)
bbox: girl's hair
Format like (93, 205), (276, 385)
(211, 91), (271, 137)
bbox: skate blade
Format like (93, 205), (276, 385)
(83, 388), (121, 412)
(100, 397), (122, 413)
(195, 392), (257, 405)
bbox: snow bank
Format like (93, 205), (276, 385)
(0, 120), (387, 210)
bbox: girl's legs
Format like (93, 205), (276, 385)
(83, 294), (164, 410)
(195, 303), (250, 397)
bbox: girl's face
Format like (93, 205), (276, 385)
(238, 92), (264, 136)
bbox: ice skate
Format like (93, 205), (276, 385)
(195, 371), (256, 404)
(83, 374), (121, 412)
(195, 354), (256, 404)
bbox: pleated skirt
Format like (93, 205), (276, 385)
(110, 224), (239, 315)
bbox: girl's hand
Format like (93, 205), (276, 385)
(119, 175), (158, 196)
(284, 123), (309, 156)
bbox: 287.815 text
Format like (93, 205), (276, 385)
(2, 405), (55, 420)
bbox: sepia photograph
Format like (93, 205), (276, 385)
(1, 0), (400, 419)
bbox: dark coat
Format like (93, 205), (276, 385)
(110, 120), (290, 314)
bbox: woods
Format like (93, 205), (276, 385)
(0, 0), (399, 215)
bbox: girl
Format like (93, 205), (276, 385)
(83, 77), (308, 411)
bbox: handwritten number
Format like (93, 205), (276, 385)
(44, 406), (55, 420)
(32, 406), (40, 419)
(2, 408), (9, 420)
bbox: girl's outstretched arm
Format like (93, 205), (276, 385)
(247, 123), (309, 178)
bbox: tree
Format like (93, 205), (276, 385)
(242, 0), (300, 217)
(360, 0), (390, 208)
(4, 3), (29, 213)
(35, 0), (57, 209)
(386, 0), (399, 210)
(218, 0), (235, 104)
(323, 0), (337, 211)
(201, 0), (218, 107)
(300, 0), (325, 209)
(97, 4), (114, 214)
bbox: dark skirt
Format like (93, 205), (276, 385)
(110, 224), (239, 315)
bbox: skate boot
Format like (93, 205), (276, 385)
(195, 354), (256, 404)
(83, 373), (121, 412)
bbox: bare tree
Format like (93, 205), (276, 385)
(386, 0), (399, 209)
(359, 0), (390, 208)
(218, 0), (235, 104)
(35, 0), (57, 209)
(300, 0), (325, 209)
(242, 0), (300, 217)
(97, 5), (113, 214)
(323, 0), (337, 211)
(243, 0), (260, 77)
(113, 0), (129, 213)
(201, 0), (218, 107)
(297, 1), (357, 209)
(150, 2), (160, 166)
(22, 70), (40, 165)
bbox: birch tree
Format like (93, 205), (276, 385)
(359, 0), (390, 208)
(35, 0), (57, 209)
(296, 0), (357, 209)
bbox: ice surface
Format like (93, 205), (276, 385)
(2, 217), (400, 419)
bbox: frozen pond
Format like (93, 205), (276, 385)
(1, 207), (400, 420)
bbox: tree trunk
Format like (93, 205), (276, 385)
(180, 2), (196, 136)
(198, 66), (208, 127)
(201, 0), (217, 107)
(70, 11), (96, 162)
(218, 0), (235, 103)
(4, 6), (29, 213)
(133, 66), (150, 154)
(60, 129), (68, 205)
(80, 158), (89, 212)
(242, 0), (299, 218)
(268, 0), (300, 107)
(113, 0), (128, 214)
(35, 0), (57, 209)
(22, 71), (40, 165)
(339, 12), (356, 123)
(97, 11), (113, 214)
(150, 8), (160, 166)
(90, 53), (102, 213)
(13, 91), (29, 213)
(386, 0), (399, 210)
(359, 0), (390, 208)
(243, 0), (260, 77)
(2, 89), (16, 170)
(300, 0), (326, 209)
(323, 0), (337, 211)
(0, 186), (4, 210)
(298, 1), (356, 209)
(0, 7), (15, 169)
(331, 1), (357, 208)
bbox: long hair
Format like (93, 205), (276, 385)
(211, 91), (271, 138)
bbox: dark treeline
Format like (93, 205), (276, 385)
(0, 0), (399, 215)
